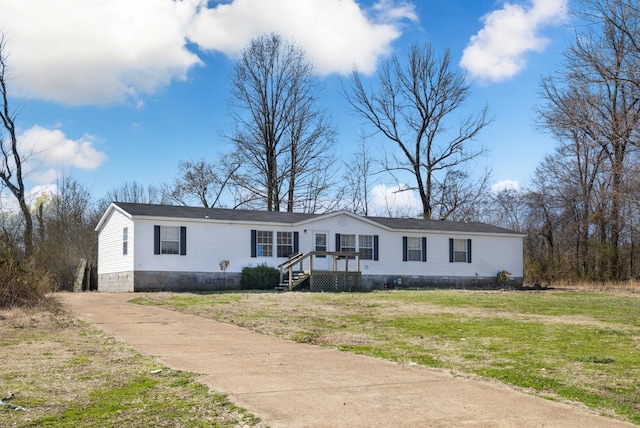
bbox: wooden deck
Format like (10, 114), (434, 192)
(278, 251), (362, 291)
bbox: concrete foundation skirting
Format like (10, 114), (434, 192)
(134, 270), (242, 292)
(99, 270), (523, 292)
(362, 274), (524, 290)
(98, 272), (134, 292)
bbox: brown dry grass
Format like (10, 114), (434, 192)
(549, 279), (640, 293)
(0, 302), (266, 427)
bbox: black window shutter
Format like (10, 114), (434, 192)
(250, 230), (257, 258)
(449, 238), (454, 263)
(467, 239), (472, 263)
(154, 225), (160, 255)
(293, 231), (299, 254)
(335, 234), (341, 251)
(402, 236), (408, 262)
(180, 226), (187, 255)
(421, 237), (427, 262)
(373, 235), (379, 261)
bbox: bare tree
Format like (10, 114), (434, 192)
(341, 135), (375, 216)
(0, 33), (33, 257)
(100, 181), (163, 209)
(161, 157), (241, 208)
(226, 33), (336, 212)
(484, 187), (528, 232)
(433, 167), (491, 221)
(535, 0), (640, 280)
(345, 43), (490, 219)
(38, 175), (99, 290)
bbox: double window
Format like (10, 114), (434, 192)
(251, 230), (299, 258)
(335, 233), (379, 261)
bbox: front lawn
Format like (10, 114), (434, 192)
(134, 289), (640, 425)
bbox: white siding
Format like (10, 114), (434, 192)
(128, 212), (523, 280)
(296, 214), (523, 278)
(97, 209), (134, 275)
(134, 218), (256, 273)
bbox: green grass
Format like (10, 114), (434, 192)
(32, 371), (261, 427)
(140, 289), (640, 425)
(132, 294), (243, 307)
(0, 306), (264, 428)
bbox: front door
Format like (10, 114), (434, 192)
(313, 231), (330, 270)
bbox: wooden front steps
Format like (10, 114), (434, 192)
(275, 271), (310, 292)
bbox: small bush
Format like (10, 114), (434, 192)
(0, 253), (55, 309)
(240, 264), (280, 290)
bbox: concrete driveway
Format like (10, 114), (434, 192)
(57, 292), (635, 428)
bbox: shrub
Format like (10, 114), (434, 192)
(240, 264), (280, 290)
(496, 269), (512, 285)
(0, 253), (55, 309)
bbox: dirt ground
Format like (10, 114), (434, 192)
(57, 292), (636, 428)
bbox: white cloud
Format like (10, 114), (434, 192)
(491, 179), (520, 193)
(29, 168), (60, 186)
(0, 125), (104, 212)
(18, 125), (108, 181)
(370, 183), (421, 216)
(0, 184), (56, 213)
(182, 0), (417, 75)
(0, 191), (17, 213)
(460, 0), (568, 82)
(0, 0), (416, 105)
(0, 0), (203, 105)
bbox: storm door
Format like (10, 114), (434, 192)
(313, 231), (330, 270)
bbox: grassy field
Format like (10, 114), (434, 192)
(0, 301), (265, 427)
(133, 288), (640, 425)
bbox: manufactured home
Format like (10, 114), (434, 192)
(95, 202), (524, 292)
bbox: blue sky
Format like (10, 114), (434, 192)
(0, 0), (571, 213)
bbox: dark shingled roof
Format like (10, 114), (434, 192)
(112, 202), (521, 235)
(113, 202), (317, 223)
(366, 216), (519, 234)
